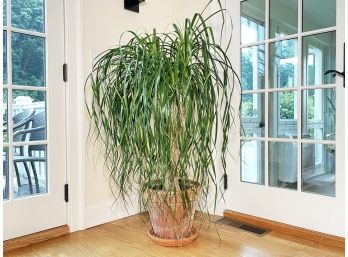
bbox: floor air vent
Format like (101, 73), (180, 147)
(238, 224), (268, 236)
(216, 217), (269, 236)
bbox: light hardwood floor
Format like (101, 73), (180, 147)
(5, 214), (344, 257)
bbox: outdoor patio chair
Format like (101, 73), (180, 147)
(3, 109), (35, 197)
(13, 112), (46, 195)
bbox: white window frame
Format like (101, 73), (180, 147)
(240, 0), (337, 193)
(3, 0), (49, 201)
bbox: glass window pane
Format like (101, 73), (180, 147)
(241, 140), (265, 185)
(302, 89), (335, 141)
(269, 39), (298, 89)
(13, 144), (47, 198)
(303, 0), (336, 32)
(3, 89), (8, 143)
(240, 0), (265, 44)
(11, 0), (45, 33)
(241, 0), (265, 44)
(241, 44), (265, 90)
(12, 90), (46, 142)
(303, 32), (336, 86)
(3, 0), (6, 26)
(269, 0), (298, 39)
(12, 32), (45, 87)
(269, 141), (298, 190)
(3, 30), (7, 84)
(3, 147), (9, 200)
(269, 91), (298, 138)
(241, 93), (265, 137)
(302, 143), (335, 197)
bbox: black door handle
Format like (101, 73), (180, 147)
(259, 121), (265, 128)
(324, 70), (345, 78)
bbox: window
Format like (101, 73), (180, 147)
(240, 0), (336, 196)
(3, 0), (48, 199)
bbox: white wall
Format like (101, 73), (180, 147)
(82, 0), (207, 228)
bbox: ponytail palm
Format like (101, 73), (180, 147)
(86, 2), (238, 213)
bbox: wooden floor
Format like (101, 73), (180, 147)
(5, 214), (344, 257)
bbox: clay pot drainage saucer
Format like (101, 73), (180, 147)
(147, 226), (198, 247)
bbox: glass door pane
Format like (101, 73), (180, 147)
(11, 0), (45, 32)
(12, 33), (46, 87)
(302, 89), (335, 140)
(241, 140), (265, 185)
(241, 0), (265, 44)
(303, 0), (336, 32)
(302, 143), (335, 196)
(269, 91), (298, 138)
(241, 44), (265, 90)
(3, 147), (9, 200)
(269, 39), (298, 88)
(303, 32), (336, 86)
(269, 141), (298, 190)
(269, 0), (298, 38)
(241, 93), (265, 137)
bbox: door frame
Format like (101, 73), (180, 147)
(225, 0), (345, 237)
(64, 0), (85, 232)
(3, 0), (69, 239)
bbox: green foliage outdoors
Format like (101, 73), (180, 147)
(280, 92), (295, 119)
(241, 94), (254, 118)
(11, 0), (44, 32)
(3, 0), (45, 102)
(86, 1), (239, 212)
(241, 46), (264, 91)
(241, 53), (253, 91)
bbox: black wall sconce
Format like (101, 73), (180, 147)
(124, 0), (145, 13)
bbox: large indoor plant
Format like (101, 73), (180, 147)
(86, 0), (238, 246)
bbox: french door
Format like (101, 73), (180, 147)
(3, 0), (67, 240)
(227, 0), (344, 237)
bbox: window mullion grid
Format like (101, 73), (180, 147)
(241, 84), (336, 95)
(10, 27), (45, 38)
(297, 0), (303, 193)
(5, 2), (49, 201)
(240, 27), (336, 49)
(264, 0), (270, 187)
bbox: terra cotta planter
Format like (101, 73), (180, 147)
(145, 179), (200, 246)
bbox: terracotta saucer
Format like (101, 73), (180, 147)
(147, 226), (198, 247)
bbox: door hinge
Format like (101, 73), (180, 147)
(64, 184), (69, 202)
(63, 63), (68, 82)
(223, 174), (228, 190)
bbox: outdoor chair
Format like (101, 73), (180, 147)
(3, 109), (35, 198)
(13, 111), (46, 195)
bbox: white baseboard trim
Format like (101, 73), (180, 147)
(84, 200), (140, 229)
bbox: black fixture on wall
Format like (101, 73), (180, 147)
(124, 0), (145, 13)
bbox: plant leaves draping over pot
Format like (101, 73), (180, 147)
(85, 0), (239, 212)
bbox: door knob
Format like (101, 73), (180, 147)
(324, 70), (345, 78)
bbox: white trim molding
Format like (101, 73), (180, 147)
(65, 0), (86, 232)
